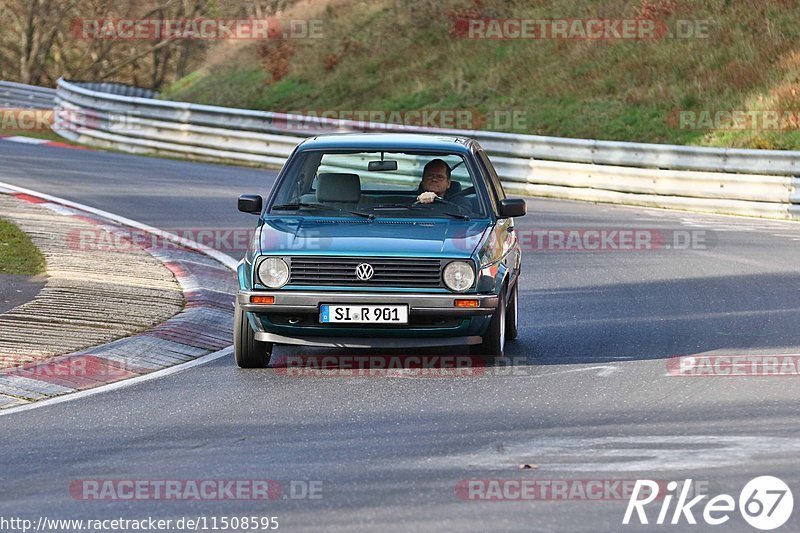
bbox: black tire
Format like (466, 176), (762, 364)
(506, 281), (519, 341)
(234, 304), (273, 368)
(471, 287), (507, 360)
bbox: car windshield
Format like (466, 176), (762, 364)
(268, 150), (487, 219)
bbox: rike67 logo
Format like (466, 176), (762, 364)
(624, 476), (793, 530)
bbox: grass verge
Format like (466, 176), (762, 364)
(0, 218), (46, 275)
(162, 0), (800, 149)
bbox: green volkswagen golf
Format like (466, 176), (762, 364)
(235, 133), (526, 367)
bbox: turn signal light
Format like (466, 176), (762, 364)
(250, 295), (275, 305)
(454, 299), (479, 308)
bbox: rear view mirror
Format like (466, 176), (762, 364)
(498, 198), (526, 218)
(368, 160), (398, 171)
(238, 194), (263, 214)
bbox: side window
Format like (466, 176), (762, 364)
(478, 150), (507, 201)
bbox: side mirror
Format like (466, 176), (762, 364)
(238, 194), (263, 214)
(498, 198), (526, 218)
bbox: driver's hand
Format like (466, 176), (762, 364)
(417, 191), (438, 204)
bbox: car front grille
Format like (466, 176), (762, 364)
(287, 257), (444, 288)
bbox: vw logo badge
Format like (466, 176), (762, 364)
(355, 263), (374, 281)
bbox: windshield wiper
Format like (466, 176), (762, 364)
(367, 203), (470, 220)
(441, 211), (470, 220)
(369, 203), (421, 210)
(271, 202), (374, 220)
(272, 202), (328, 211)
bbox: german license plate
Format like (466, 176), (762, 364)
(320, 304), (408, 324)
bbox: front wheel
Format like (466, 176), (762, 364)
(471, 288), (506, 360)
(234, 304), (273, 368)
(506, 281), (518, 341)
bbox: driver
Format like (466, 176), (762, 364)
(416, 159), (464, 206)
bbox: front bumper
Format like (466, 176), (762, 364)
(237, 291), (498, 316)
(238, 290), (498, 348)
(254, 332), (483, 348)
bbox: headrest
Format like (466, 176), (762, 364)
(316, 173), (361, 203)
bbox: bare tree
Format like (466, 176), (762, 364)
(0, 0), (292, 89)
(2, 0), (78, 84)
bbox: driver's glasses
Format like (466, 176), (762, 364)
(423, 173), (448, 182)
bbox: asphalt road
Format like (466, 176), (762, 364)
(0, 275), (45, 314)
(1, 140), (799, 532)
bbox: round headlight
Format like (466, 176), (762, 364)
(257, 257), (289, 288)
(443, 261), (475, 292)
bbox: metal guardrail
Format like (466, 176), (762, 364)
(64, 81), (158, 99)
(45, 78), (800, 220)
(0, 81), (55, 109)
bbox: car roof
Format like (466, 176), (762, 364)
(297, 133), (476, 153)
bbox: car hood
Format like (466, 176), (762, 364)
(258, 217), (490, 257)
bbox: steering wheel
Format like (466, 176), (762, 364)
(413, 195), (470, 214)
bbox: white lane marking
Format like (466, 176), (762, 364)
(0, 182), (239, 416)
(342, 364), (622, 380)
(40, 202), (77, 216)
(0, 348), (232, 417)
(679, 217), (799, 233)
(0, 181), (238, 270)
(448, 435), (800, 472)
(531, 365), (621, 378)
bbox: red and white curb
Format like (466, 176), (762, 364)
(0, 183), (237, 415)
(0, 134), (89, 150)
